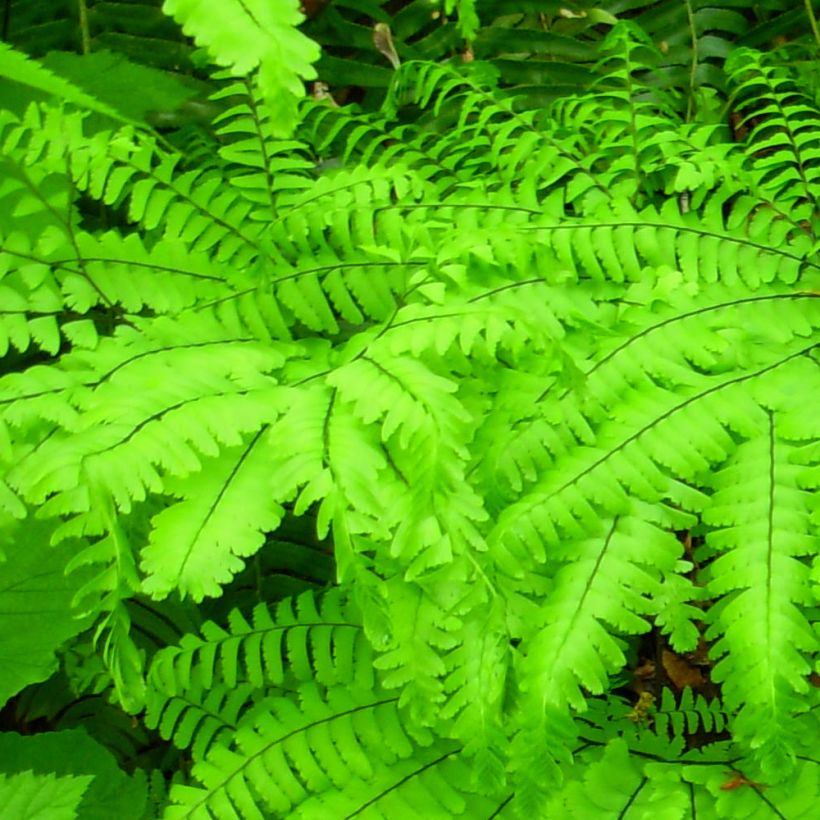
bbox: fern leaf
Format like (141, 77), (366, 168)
(148, 589), (371, 694)
(164, 685), (498, 819)
(148, 590), (487, 819)
(440, 598), (510, 794)
(727, 47), (820, 210)
(371, 579), (460, 726)
(141, 437), (287, 601)
(560, 738), (677, 819)
(328, 350), (487, 577)
(0, 41), (136, 125)
(5, 316), (286, 510)
(521, 508), (687, 712)
(266, 384), (334, 509)
(146, 662), (254, 759)
(161, 0), (319, 137)
(701, 399), (818, 780)
(291, 744), (496, 818)
(654, 687), (728, 739)
(210, 75), (315, 216)
(54, 481), (149, 713)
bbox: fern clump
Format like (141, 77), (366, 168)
(0, 11), (818, 820)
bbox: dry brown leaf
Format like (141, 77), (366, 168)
(662, 649), (705, 690)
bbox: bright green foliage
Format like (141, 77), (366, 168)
(0, 10), (819, 820)
(161, 0), (320, 136)
(146, 588), (503, 817)
(0, 729), (148, 819)
(0, 40), (137, 125)
(0, 770), (93, 820)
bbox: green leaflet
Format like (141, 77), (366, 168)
(141, 437), (288, 601)
(702, 406), (817, 779)
(0, 770), (93, 820)
(149, 589), (501, 817)
(0, 729), (147, 820)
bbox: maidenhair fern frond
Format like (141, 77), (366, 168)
(727, 47), (820, 217)
(0, 17), (818, 820)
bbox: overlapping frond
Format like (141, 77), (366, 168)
(727, 46), (820, 215)
(148, 589), (496, 818)
(1, 12), (819, 820)
(0, 40), (135, 124)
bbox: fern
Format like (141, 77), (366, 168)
(0, 40), (137, 125)
(0, 14), (819, 820)
(161, 0), (320, 137)
(653, 687), (729, 739)
(148, 589), (497, 817)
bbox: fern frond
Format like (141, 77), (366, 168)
(654, 687), (728, 739)
(141, 438), (288, 600)
(522, 508), (685, 709)
(148, 590), (488, 818)
(6, 106), (264, 265)
(145, 591), (374, 800)
(2, 13), (819, 814)
(64, 489), (147, 713)
(163, 687), (485, 819)
(150, 589), (498, 819)
(384, 59), (613, 205)
(727, 47), (820, 215)
(147, 663), (255, 759)
(549, 22), (685, 206)
(329, 349), (489, 578)
(148, 589), (370, 693)
(4, 312), (286, 503)
(290, 741), (498, 819)
(552, 693), (819, 818)
(210, 75), (315, 216)
(439, 598), (510, 794)
(0, 40), (136, 125)
(162, 0), (319, 137)
(700, 389), (819, 780)
(1, 306), (294, 602)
